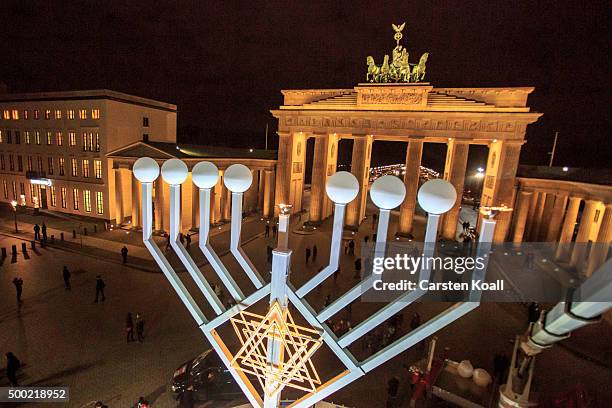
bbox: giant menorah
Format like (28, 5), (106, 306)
(134, 157), (497, 408)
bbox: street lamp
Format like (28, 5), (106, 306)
(10, 200), (18, 233)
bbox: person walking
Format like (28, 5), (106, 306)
(272, 225), (277, 238)
(265, 224), (270, 237)
(354, 258), (362, 279)
(344, 240), (349, 254)
(135, 313), (145, 342)
(62, 266), (71, 290)
(95, 275), (106, 302)
(126, 312), (135, 343)
(33, 224), (41, 240)
(266, 245), (273, 264)
(5, 352), (21, 386)
(165, 233), (171, 251)
(41, 223), (48, 241)
(305, 247), (311, 263)
(348, 240), (355, 256)
(386, 376), (400, 408)
(12, 277), (23, 304)
(121, 246), (128, 264)
(312, 245), (318, 262)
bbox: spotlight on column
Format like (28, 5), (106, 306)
(325, 171), (359, 204)
(161, 158), (188, 185)
(224, 164), (253, 193)
(133, 157), (160, 183)
(369, 175), (406, 210)
(192, 161), (219, 188)
(417, 179), (456, 214)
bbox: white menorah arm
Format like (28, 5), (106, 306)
(141, 182), (208, 325)
(230, 192), (265, 288)
(296, 203), (346, 297)
(318, 208), (392, 322)
(205, 284), (271, 331)
(169, 185), (225, 315)
(199, 188), (245, 302)
(361, 301), (479, 372)
(338, 213), (440, 347)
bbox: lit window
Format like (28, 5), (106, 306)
(34, 131), (41, 145)
(56, 131), (63, 146)
(96, 191), (104, 214)
(23, 110), (29, 120)
(2, 180), (7, 199)
(29, 184), (37, 203)
(3, 110), (10, 120)
(54, 110), (62, 119)
(60, 187), (67, 208)
(37, 156), (43, 173)
(69, 131), (76, 146)
(58, 157), (65, 176)
(82, 159), (90, 178)
(15, 131), (21, 144)
(67, 110), (75, 120)
(33, 110), (40, 119)
(72, 188), (79, 210)
(45, 109), (51, 120)
(95, 132), (100, 151)
(79, 109), (87, 119)
(12, 181), (16, 199)
(47, 157), (54, 175)
(46, 131), (52, 145)
(89, 132), (94, 152)
(94, 160), (103, 179)
(24, 131), (30, 144)
(26, 156), (33, 172)
(71, 158), (78, 177)
(0, 130), (2, 143)
(11, 110), (19, 120)
(82, 132), (87, 151)
(84, 190), (92, 212)
(92, 109), (100, 119)
(50, 186), (57, 206)
(143, 117), (149, 127)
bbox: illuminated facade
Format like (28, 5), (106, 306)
(0, 90), (176, 220)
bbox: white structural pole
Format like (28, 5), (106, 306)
(169, 185), (225, 315)
(278, 212), (290, 249)
(199, 188), (244, 302)
(264, 247), (292, 408)
(141, 182), (207, 326)
(318, 208), (391, 322)
(296, 203), (346, 297)
(230, 192), (265, 288)
(338, 213), (441, 347)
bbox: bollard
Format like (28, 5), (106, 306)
(12, 245), (17, 255)
(93, 225), (97, 233)
(21, 242), (27, 252)
(72, 230), (77, 239)
(60, 232), (65, 241)
(1, 247), (6, 258)
(84, 227), (88, 236)
(31, 240), (35, 249)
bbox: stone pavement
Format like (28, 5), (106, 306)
(0, 200), (610, 407)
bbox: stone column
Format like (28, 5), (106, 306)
(346, 135), (373, 229)
(555, 196), (581, 261)
(263, 169), (274, 218)
(538, 193), (557, 241)
(213, 171), (223, 223)
(180, 172), (194, 232)
(114, 167), (124, 225)
(222, 183), (231, 221)
(310, 133), (330, 224)
(528, 192), (547, 241)
(257, 170), (265, 211)
(154, 177), (164, 231)
(511, 190), (533, 243)
(545, 195), (568, 242)
(586, 204), (612, 276)
(244, 169), (258, 213)
(441, 139), (469, 240)
(570, 199), (599, 269)
(162, 180), (170, 232)
(398, 139), (424, 236)
(273, 131), (306, 215)
(131, 171), (141, 227)
(192, 176), (199, 228)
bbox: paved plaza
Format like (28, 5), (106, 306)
(0, 199), (610, 407)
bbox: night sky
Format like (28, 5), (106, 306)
(0, 1), (609, 170)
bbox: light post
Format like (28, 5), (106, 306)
(10, 200), (18, 233)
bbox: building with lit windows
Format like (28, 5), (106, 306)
(0, 89), (177, 221)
